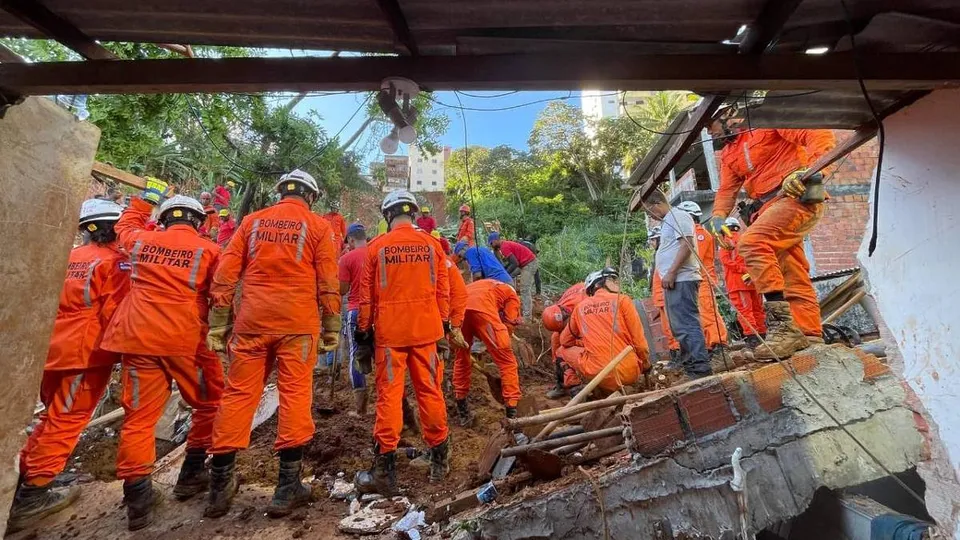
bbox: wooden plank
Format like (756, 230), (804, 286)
(1, 53), (959, 95)
(92, 161), (146, 189)
(373, 0), (418, 55)
(0, 0), (118, 60)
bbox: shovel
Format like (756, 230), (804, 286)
(472, 356), (504, 405)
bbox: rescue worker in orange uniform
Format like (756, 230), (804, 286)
(8, 199), (130, 532)
(648, 226), (681, 362)
(198, 191), (219, 240)
(457, 204), (476, 246)
(542, 282), (588, 399)
(705, 105), (835, 359)
(354, 190), (454, 495)
(560, 268), (650, 393)
(203, 170), (341, 519)
(677, 201), (729, 355)
(453, 279), (523, 425)
(322, 200), (347, 254)
(99, 181), (225, 531)
(717, 217), (767, 347)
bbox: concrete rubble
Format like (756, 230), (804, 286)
(458, 345), (924, 539)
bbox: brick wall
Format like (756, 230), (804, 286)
(808, 133), (876, 273)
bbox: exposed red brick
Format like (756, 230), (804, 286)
(789, 353), (818, 375)
(718, 372), (748, 418)
(851, 348), (891, 380)
(626, 394), (686, 455)
(677, 380), (737, 438)
(750, 363), (790, 413)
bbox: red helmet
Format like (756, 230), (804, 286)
(459, 204), (471, 214)
(542, 305), (568, 332)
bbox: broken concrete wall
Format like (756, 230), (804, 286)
(469, 346), (922, 539)
(0, 97), (100, 534)
(856, 89), (960, 538)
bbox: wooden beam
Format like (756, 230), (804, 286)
(1, 53), (959, 96)
(1, 0), (117, 60)
(0, 42), (23, 63)
(373, 0), (418, 55)
(91, 161), (145, 189)
(738, 0), (805, 54)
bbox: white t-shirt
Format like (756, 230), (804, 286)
(655, 208), (700, 282)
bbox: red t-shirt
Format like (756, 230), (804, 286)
(416, 216), (437, 233)
(499, 240), (536, 266)
(338, 246), (368, 311)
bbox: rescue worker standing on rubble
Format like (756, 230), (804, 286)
(8, 199), (130, 532)
(677, 201), (729, 358)
(453, 279), (524, 425)
(705, 105), (835, 359)
(648, 226), (681, 363)
(717, 217), (767, 347)
(354, 190), (455, 495)
(203, 169), (341, 519)
(98, 179), (225, 531)
(541, 282), (588, 399)
(560, 268), (650, 394)
(339, 223), (370, 416)
(488, 232), (539, 320)
(457, 204), (475, 246)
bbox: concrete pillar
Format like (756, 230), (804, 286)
(0, 97), (100, 533)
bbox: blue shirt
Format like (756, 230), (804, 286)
(463, 247), (513, 285)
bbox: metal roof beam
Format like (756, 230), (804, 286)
(374, 0), (418, 55)
(1, 52), (959, 96)
(0, 0), (117, 60)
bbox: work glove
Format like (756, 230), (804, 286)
(206, 306), (233, 353)
(448, 326), (469, 350)
(142, 177), (171, 205)
(354, 329), (374, 374)
(781, 169), (808, 199)
(704, 215), (730, 238)
(319, 312), (342, 353)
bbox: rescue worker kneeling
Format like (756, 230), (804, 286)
(354, 190), (454, 496)
(204, 170), (341, 519)
(8, 199), (130, 532)
(453, 279), (523, 425)
(99, 182), (225, 531)
(559, 268), (651, 394)
(541, 282), (587, 399)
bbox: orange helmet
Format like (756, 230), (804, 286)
(542, 305), (568, 332)
(459, 204), (471, 214)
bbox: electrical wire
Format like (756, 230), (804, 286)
(431, 91), (574, 112)
(839, 0), (885, 256)
(453, 91), (491, 279)
(455, 90), (521, 99)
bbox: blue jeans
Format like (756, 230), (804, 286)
(664, 280), (711, 375)
(345, 309), (365, 389)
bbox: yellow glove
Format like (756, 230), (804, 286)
(143, 177), (171, 205)
(742, 273), (752, 285)
(206, 306), (233, 352)
(781, 169), (808, 199)
(448, 327), (469, 350)
(319, 312), (342, 353)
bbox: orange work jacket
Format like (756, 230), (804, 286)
(718, 232), (753, 293)
(694, 223), (718, 284)
(561, 289), (650, 385)
(714, 129), (836, 216)
(447, 258), (468, 328)
(357, 222), (450, 347)
(457, 217), (476, 246)
(465, 279), (522, 327)
(322, 211), (347, 252)
(46, 242), (131, 370)
(557, 283), (587, 314)
(211, 197), (340, 335)
(101, 198), (220, 356)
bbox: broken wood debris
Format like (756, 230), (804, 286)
(501, 426), (623, 458)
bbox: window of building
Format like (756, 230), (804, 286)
(417, 180), (422, 185)
(431, 181), (437, 186)
(432, 169), (437, 174)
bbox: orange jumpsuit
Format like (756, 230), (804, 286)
(694, 224), (729, 349)
(560, 290), (650, 392)
(200, 205), (219, 240)
(447, 258), (468, 329)
(714, 129), (835, 337)
(209, 197), (340, 453)
(718, 232), (767, 336)
(549, 283), (588, 388)
(453, 280), (523, 406)
(358, 223), (450, 453)
(457, 216), (476, 246)
(322, 211), (347, 254)
(650, 269), (680, 352)
(19, 242), (130, 486)
(100, 198), (225, 480)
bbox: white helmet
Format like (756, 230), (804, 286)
(724, 217), (742, 228)
(647, 225), (661, 240)
(275, 169), (320, 195)
(380, 189), (419, 216)
(677, 201), (702, 218)
(584, 267), (619, 295)
(158, 195), (205, 222)
(79, 198), (123, 226)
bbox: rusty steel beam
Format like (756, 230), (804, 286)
(1, 0), (117, 60)
(2, 53), (959, 96)
(374, 0), (418, 55)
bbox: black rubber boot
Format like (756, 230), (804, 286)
(203, 452), (239, 519)
(546, 359), (566, 399)
(267, 447), (312, 518)
(428, 439), (450, 484)
(6, 482), (81, 533)
(123, 477), (159, 531)
(355, 450), (398, 496)
(504, 406), (518, 419)
(455, 399), (475, 427)
(173, 448), (209, 501)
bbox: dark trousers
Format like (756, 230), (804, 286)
(664, 280), (711, 375)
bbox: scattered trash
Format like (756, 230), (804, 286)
(391, 508), (427, 540)
(338, 497), (411, 535)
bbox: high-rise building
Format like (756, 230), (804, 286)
(409, 144), (449, 193)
